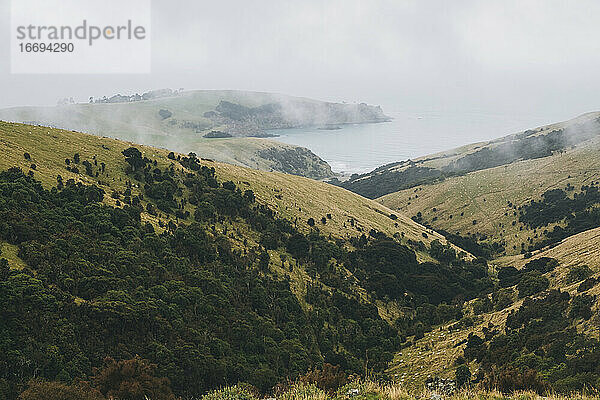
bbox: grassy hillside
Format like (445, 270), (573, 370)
(0, 121), (455, 257)
(390, 251), (600, 392)
(4, 120), (600, 398)
(0, 121), (502, 399)
(368, 113), (600, 394)
(498, 225), (600, 267)
(0, 89), (389, 179)
(377, 114), (600, 257)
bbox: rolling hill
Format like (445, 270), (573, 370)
(3, 115), (600, 398)
(0, 121), (452, 254)
(0, 90), (389, 180)
(339, 111), (600, 198)
(366, 112), (600, 257)
(1, 121), (500, 399)
(358, 113), (600, 392)
(390, 232), (600, 392)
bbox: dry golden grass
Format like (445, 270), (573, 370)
(494, 226), (600, 274)
(0, 241), (26, 270)
(202, 381), (600, 400)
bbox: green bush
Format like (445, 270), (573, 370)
(566, 265), (593, 284)
(493, 288), (515, 310)
(517, 271), (549, 297)
(568, 294), (594, 320)
(472, 296), (493, 315)
(455, 364), (471, 387)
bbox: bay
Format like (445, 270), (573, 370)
(270, 110), (552, 175)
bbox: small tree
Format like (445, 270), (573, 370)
(455, 364), (471, 387)
(195, 202), (216, 222)
(158, 109), (172, 120)
(517, 271), (549, 298)
(0, 258), (9, 280)
(122, 147), (146, 172)
(569, 294), (593, 320)
(566, 265), (593, 284)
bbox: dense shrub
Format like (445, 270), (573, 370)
(517, 271), (549, 297)
(483, 366), (549, 394)
(298, 363), (347, 394)
(93, 357), (175, 400)
(468, 289), (600, 392)
(568, 294), (594, 320)
(566, 265), (593, 284)
(455, 364), (471, 387)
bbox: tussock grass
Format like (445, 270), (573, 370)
(200, 381), (600, 400)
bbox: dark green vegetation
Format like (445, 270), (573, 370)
(518, 183), (600, 251)
(204, 100), (389, 136)
(333, 163), (443, 200)
(347, 240), (491, 305)
(497, 257), (557, 290)
(338, 117), (600, 199)
(0, 146), (490, 399)
(3, 114), (600, 398)
(464, 289), (600, 393)
(257, 147), (334, 179)
(203, 131), (233, 138)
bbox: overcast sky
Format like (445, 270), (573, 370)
(1, 0), (600, 124)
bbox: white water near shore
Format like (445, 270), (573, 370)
(270, 110), (552, 175)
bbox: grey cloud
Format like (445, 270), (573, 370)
(0, 0), (600, 128)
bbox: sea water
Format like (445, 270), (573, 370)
(270, 110), (552, 175)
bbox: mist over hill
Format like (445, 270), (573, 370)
(0, 90), (392, 180)
(337, 112), (600, 199)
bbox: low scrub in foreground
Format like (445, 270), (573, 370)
(209, 381), (599, 400)
(19, 379), (600, 400)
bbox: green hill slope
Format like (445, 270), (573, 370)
(0, 121), (455, 254)
(375, 113), (600, 257)
(367, 114), (600, 393)
(3, 120), (600, 398)
(0, 121), (499, 399)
